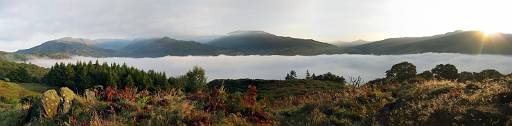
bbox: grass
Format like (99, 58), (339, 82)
(0, 80), (53, 100)
(208, 79), (345, 99)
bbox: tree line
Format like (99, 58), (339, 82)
(370, 61), (508, 84)
(43, 61), (208, 93)
(285, 70), (346, 84)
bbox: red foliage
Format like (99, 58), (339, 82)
(205, 85), (227, 112)
(119, 86), (136, 102)
(105, 85), (117, 102)
(241, 85), (273, 124)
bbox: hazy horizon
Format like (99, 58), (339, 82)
(1, 0), (511, 51)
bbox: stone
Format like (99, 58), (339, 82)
(59, 87), (76, 114)
(41, 89), (61, 118)
(85, 88), (97, 102)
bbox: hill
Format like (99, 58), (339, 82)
(207, 31), (339, 55)
(92, 39), (134, 50)
(332, 39), (372, 48)
(16, 37), (117, 57)
(120, 37), (226, 57)
(0, 81), (52, 100)
(350, 31), (512, 54)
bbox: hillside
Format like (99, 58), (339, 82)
(350, 31), (512, 54)
(16, 37), (117, 57)
(92, 39), (134, 50)
(332, 39), (372, 48)
(120, 37), (226, 57)
(0, 51), (29, 61)
(207, 31), (339, 55)
(0, 81), (52, 100)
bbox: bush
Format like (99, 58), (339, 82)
(312, 72), (346, 84)
(432, 64), (458, 80)
(386, 62), (417, 83)
(184, 66), (207, 94)
(418, 70), (434, 80)
(476, 69), (503, 81)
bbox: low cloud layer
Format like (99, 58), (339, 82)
(27, 53), (512, 82)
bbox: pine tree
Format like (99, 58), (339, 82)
(305, 70), (311, 80)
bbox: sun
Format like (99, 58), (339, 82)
(479, 29), (499, 37)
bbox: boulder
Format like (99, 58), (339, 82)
(85, 88), (97, 102)
(41, 89), (61, 118)
(59, 87), (76, 114)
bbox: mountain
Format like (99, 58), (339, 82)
(120, 37), (226, 57)
(207, 31), (339, 55)
(349, 31), (512, 55)
(92, 39), (134, 50)
(332, 39), (372, 47)
(13, 30), (512, 58)
(16, 37), (117, 57)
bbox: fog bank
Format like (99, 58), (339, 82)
(27, 53), (512, 82)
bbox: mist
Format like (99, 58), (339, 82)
(27, 53), (512, 82)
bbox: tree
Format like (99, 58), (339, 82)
(418, 70), (434, 80)
(184, 66), (207, 93)
(6, 67), (31, 83)
(476, 69), (503, 81)
(285, 70), (297, 80)
(432, 64), (458, 80)
(312, 72), (346, 84)
(458, 71), (475, 82)
(385, 62), (417, 82)
(305, 70), (311, 80)
(125, 74), (135, 88)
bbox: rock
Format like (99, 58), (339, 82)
(59, 87), (76, 114)
(85, 88), (97, 102)
(41, 89), (61, 118)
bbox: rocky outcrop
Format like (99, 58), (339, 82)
(84, 89), (97, 102)
(41, 89), (61, 118)
(59, 87), (76, 114)
(39, 87), (78, 118)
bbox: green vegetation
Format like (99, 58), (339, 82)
(0, 60), (48, 83)
(385, 61), (416, 82)
(208, 79), (345, 99)
(1, 60), (512, 125)
(44, 61), (171, 92)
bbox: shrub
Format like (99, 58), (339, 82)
(476, 69), (503, 81)
(432, 64), (458, 80)
(386, 62), (417, 83)
(184, 66), (207, 94)
(312, 72), (346, 84)
(418, 70), (434, 80)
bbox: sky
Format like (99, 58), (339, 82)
(1, 0), (511, 51)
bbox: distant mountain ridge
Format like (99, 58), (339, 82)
(14, 30), (512, 58)
(207, 30), (339, 55)
(16, 37), (117, 57)
(349, 31), (512, 54)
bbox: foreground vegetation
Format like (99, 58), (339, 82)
(0, 59), (512, 125)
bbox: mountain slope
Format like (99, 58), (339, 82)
(207, 31), (339, 55)
(332, 39), (372, 48)
(92, 39), (134, 50)
(120, 37), (225, 57)
(350, 31), (512, 54)
(16, 37), (116, 57)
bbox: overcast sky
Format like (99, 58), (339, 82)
(1, 0), (511, 51)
